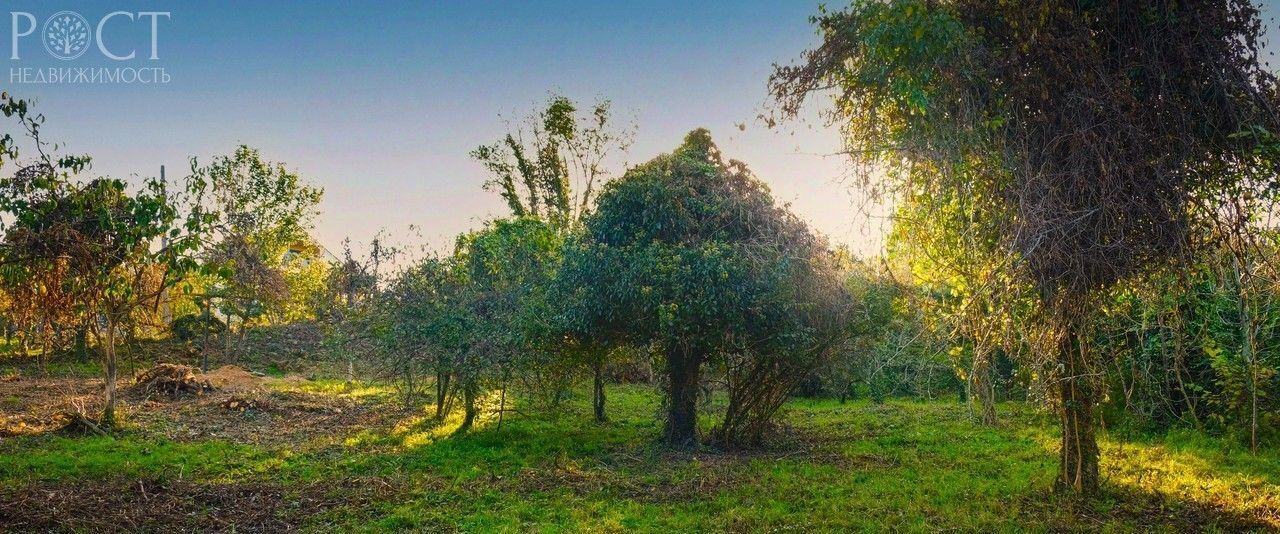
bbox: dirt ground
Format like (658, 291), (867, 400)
(0, 364), (397, 446)
(0, 476), (404, 533)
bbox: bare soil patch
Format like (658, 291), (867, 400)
(0, 476), (403, 533)
(2, 364), (399, 446)
(0, 374), (103, 436)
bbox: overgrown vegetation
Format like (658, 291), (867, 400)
(770, 0), (1280, 495)
(2, 1), (1280, 529)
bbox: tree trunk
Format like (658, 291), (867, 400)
(497, 380), (508, 430)
(224, 316), (233, 362)
(101, 316), (119, 428)
(1057, 322), (1099, 495)
(75, 328), (88, 364)
(201, 301), (211, 373)
(552, 385), (564, 408)
(39, 334), (49, 377)
(593, 360), (607, 423)
(435, 371), (451, 419)
(403, 362), (416, 410)
(971, 348), (998, 426)
(458, 382), (478, 433)
(665, 345), (701, 448)
(1232, 261), (1259, 453)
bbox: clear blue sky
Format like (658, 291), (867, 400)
(5, 1), (1278, 258)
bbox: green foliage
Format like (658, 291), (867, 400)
(195, 145), (323, 262)
(1091, 247), (1280, 448)
(170, 312), (227, 343)
(369, 217), (564, 424)
(806, 259), (963, 404)
(454, 216), (564, 386)
(472, 93), (634, 228)
(584, 129), (785, 351)
(194, 145), (324, 327)
(278, 250), (332, 322)
(577, 129), (853, 446)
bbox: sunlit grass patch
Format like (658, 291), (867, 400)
(1099, 432), (1280, 527)
(272, 377), (396, 401)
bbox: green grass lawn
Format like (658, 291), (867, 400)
(2, 384), (1278, 532)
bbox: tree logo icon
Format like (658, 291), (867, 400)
(42, 11), (91, 61)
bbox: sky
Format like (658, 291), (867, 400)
(3, 1), (1278, 259)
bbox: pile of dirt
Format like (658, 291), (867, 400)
(218, 390), (341, 416)
(127, 363), (271, 401)
(129, 364), (213, 399)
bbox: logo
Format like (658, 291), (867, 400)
(8, 11), (173, 85)
(42, 11), (90, 61)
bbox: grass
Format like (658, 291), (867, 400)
(2, 383), (1278, 532)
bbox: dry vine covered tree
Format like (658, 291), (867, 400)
(771, 0), (1280, 494)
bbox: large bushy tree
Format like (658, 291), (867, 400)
(454, 217), (562, 429)
(374, 218), (561, 430)
(579, 129), (851, 447)
(772, 0), (1280, 493)
(375, 254), (472, 415)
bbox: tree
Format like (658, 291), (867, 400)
(772, 0), (1280, 494)
(194, 145), (323, 346)
(549, 237), (629, 422)
(472, 94), (635, 228)
(0, 94), (211, 426)
(454, 218), (563, 430)
(471, 95), (634, 419)
(325, 235), (398, 381)
(275, 241), (332, 323)
(887, 189), (1033, 425)
(197, 146), (323, 258)
(374, 254), (471, 414)
(371, 218), (561, 430)
(87, 179), (209, 426)
(712, 236), (852, 448)
(579, 129), (850, 447)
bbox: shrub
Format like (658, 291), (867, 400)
(171, 313), (226, 343)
